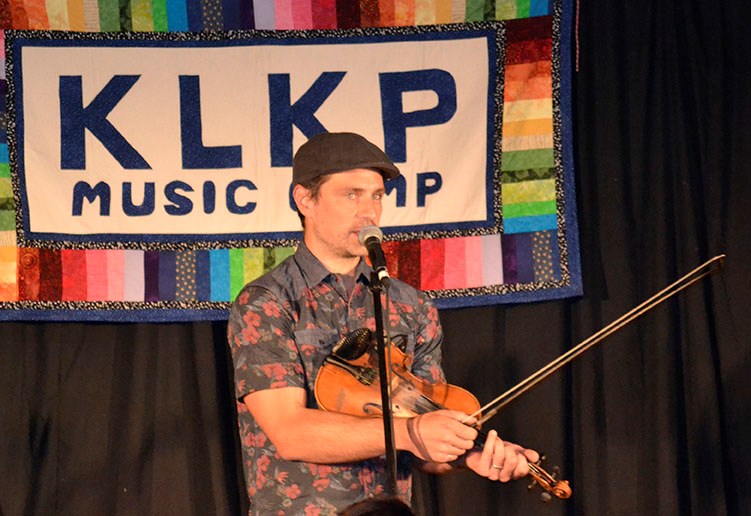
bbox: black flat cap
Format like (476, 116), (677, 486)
(292, 132), (401, 185)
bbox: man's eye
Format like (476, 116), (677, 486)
(373, 193), (383, 201)
(346, 192), (357, 200)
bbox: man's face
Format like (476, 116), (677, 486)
(297, 168), (386, 263)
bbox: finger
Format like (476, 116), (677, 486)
(503, 441), (540, 465)
(443, 443), (470, 460)
(488, 434), (506, 480)
(498, 442), (519, 482)
(447, 433), (476, 452)
(443, 410), (478, 426)
(524, 448), (540, 464)
(480, 430), (498, 474)
(442, 416), (478, 443)
(511, 451), (530, 479)
(456, 422), (480, 443)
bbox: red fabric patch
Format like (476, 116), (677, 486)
(359, 0), (380, 27)
(61, 250), (87, 301)
(396, 240), (421, 288)
(312, 0), (337, 28)
(18, 248), (41, 301)
(336, 0), (360, 28)
(377, 0), (395, 26)
(38, 249), (62, 301)
(505, 17), (552, 65)
(383, 241), (400, 279)
(420, 239), (445, 291)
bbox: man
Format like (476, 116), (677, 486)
(228, 132), (538, 515)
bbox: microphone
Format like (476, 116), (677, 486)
(358, 226), (390, 287)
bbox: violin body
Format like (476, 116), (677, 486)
(314, 341), (481, 418)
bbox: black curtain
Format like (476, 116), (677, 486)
(1, 1), (749, 514)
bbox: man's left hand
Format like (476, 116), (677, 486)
(463, 429), (540, 482)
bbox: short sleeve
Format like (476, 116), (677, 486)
(227, 285), (305, 400)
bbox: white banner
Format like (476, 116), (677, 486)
(14, 30), (499, 244)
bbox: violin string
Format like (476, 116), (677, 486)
(470, 255), (726, 424)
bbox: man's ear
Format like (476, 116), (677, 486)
(292, 184), (315, 218)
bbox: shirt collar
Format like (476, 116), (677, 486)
(294, 240), (374, 289)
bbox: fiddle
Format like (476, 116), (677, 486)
(313, 255), (725, 504)
(313, 328), (572, 501)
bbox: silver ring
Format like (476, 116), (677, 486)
(491, 464), (502, 470)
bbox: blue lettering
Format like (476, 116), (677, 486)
(379, 69), (457, 162)
(268, 72), (346, 167)
(203, 181), (216, 214)
(123, 182), (155, 216)
(60, 75), (150, 170)
(416, 171), (442, 207)
(227, 179), (257, 214)
(179, 76), (242, 169)
(72, 181), (111, 215)
(164, 180), (193, 215)
(384, 176), (407, 207)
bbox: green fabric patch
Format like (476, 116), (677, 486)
(502, 149), (555, 171)
(274, 246), (296, 265)
(243, 248), (264, 285)
(151, 0), (168, 31)
(0, 211), (15, 231)
(98, 0), (120, 31)
(502, 167), (555, 183)
(503, 200), (556, 218)
(229, 248), (246, 300)
(0, 178), (12, 201)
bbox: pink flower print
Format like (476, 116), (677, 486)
(236, 381), (247, 398)
(313, 477), (330, 491)
(241, 312), (262, 343)
(284, 484), (301, 499)
(304, 291), (319, 311)
(262, 301), (281, 318)
(243, 431), (267, 448)
(304, 504), (321, 516)
(261, 364), (288, 382)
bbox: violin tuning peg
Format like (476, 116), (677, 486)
(551, 465), (561, 479)
(540, 491), (553, 503)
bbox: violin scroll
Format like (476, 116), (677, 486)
(526, 455), (572, 502)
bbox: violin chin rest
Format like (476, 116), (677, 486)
(331, 328), (373, 360)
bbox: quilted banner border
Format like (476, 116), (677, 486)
(0, 0), (580, 321)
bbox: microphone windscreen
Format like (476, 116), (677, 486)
(358, 225), (383, 245)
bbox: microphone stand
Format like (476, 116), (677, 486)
(368, 272), (398, 496)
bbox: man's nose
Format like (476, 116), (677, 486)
(358, 198), (379, 220)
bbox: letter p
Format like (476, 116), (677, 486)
(379, 69), (457, 162)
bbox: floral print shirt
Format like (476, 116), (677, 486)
(228, 242), (445, 515)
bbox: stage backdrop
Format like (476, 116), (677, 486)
(0, 0), (579, 321)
